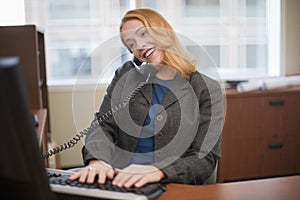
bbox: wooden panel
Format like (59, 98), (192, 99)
(38, 31), (51, 132)
(218, 88), (300, 183)
(1, 25), (51, 166)
(284, 94), (300, 136)
(219, 96), (265, 182)
(32, 109), (48, 167)
(0, 25), (42, 109)
(281, 136), (300, 174)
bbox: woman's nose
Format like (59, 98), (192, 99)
(136, 38), (146, 50)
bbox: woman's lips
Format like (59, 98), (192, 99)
(143, 48), (155, 59)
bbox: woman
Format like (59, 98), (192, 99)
(70, 8), (224, 188)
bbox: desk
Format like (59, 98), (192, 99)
(158, 176), (300, 200)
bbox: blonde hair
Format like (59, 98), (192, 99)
(120, 8), (197, 80)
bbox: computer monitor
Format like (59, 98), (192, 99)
(0, 57), (56, 200)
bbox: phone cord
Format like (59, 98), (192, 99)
(42, 74), (150, 159)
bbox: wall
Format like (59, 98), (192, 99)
(48, 84), (106, 168)
(284, 0), (300, 75)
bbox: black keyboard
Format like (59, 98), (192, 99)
(47, 168), (166, 200)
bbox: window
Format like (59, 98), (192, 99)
(45, 0), (141, 84)
(43, 0), (281, 85)
(179, 0), (281, 80)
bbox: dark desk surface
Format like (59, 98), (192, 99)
(158, 175), (300, 200)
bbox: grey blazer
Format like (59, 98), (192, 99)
(82, 61), (224, 185)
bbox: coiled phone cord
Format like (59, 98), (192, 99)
(42, 74), (150, 159)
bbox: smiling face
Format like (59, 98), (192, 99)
(121, 19), (162, 65)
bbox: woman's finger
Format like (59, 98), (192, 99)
(98, 168), (108, 184)
(68, 170), (82, 180)
(134, 175), (152, 188)
(123, 174), (143, 188)
(106, 168), (115, 180)
(113, 172), (131, 187)
(86, 166), (97, 184)
(78, 167), (90, 183)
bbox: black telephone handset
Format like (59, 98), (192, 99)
(42, 66), (150, 159)
(133, 57), (143, 68)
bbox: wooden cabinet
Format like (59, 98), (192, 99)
(0, 25), (50, 128)
(0, 25), (50, 166)
(217, 87), (300, 182)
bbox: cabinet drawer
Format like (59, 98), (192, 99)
(262, 136), (300, 176)
(219, 135), (300, 182)
(219, 137), (265, 181)
(259, 95), (286, 138)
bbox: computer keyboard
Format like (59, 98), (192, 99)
(47, 168), (166, 200)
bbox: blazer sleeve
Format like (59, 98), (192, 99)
(158, 73), (224, 184)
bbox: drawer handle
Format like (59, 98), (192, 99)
(268, 143), (284, 149)
(269, 100), (285, 106)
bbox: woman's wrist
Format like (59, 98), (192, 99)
(156, 169), (165, 180)
(151, 165), (165, 180)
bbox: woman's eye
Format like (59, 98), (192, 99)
(127, 42), (136, 50)
(141, 29), (148, 38)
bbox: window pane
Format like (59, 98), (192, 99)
(136, 0), (158, 9)
(246, 44), (268, 70)
(48, 0), (90, 20)
(184, 0), (220, 17)
(120, 0), (130, 9)
(49, 48), (91, 80)
(238, 44), (268, 72)
(111, 0), (130, 22)
(186, 45), (220, 78)
(246, 0), (266, 18)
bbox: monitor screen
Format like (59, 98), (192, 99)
(0, 57), (56, 200)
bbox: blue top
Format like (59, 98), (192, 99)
(132, 76), (172, 164)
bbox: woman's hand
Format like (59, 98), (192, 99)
(69, 160), (114, 184)
(112, 164), (165, 188)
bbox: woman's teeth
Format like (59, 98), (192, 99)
(144, 48), (154, 58)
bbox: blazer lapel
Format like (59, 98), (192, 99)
(140, 83), (152, 105)
(161, 73), (190, 110)
(130, 70), (191, 114)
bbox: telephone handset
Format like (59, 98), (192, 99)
(42, 71), (151, 159)
(133, 57), (143, 68)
